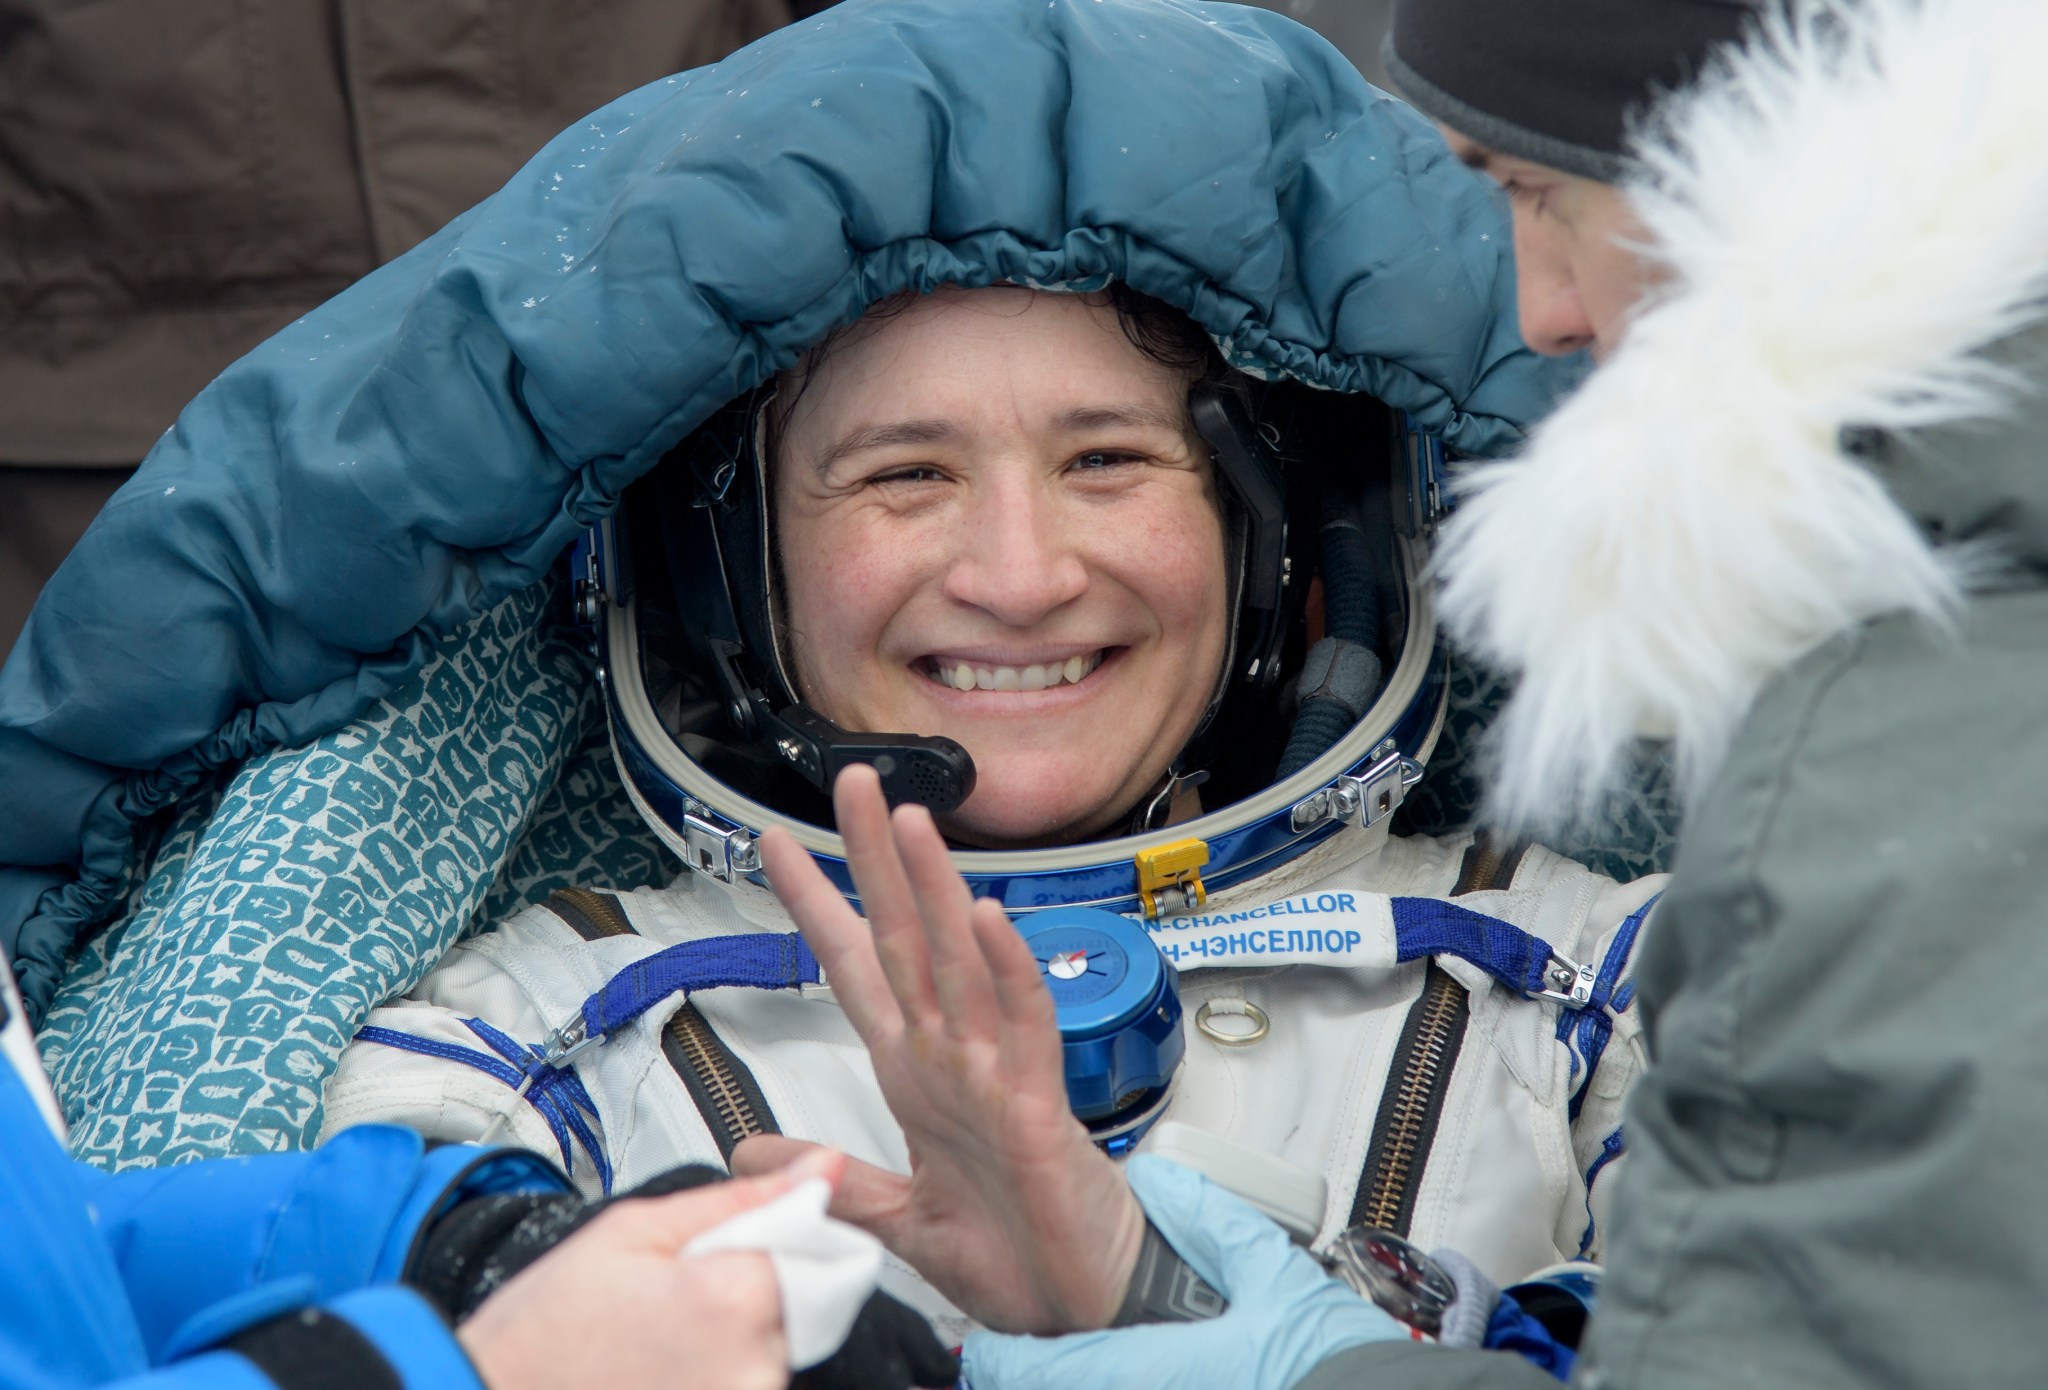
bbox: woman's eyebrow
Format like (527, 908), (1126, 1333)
(813, 418), (959, 473)
(1055, 404), (1185, 434)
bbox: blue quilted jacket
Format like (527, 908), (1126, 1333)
(0, 0), (1576, 1017)
(1, 1038), (564, 1388)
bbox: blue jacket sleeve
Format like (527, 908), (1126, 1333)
(73, 1124), (568, 1362)
(32, 1288), (491, 1390)
(2, 1034), (561, 1390)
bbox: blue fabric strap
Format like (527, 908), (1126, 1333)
(352, 932), (816, 1194)
(1389, 898), (1556, 997)
(1483, 1291), (1577, 1381)
(1556, 894), (1659, 1119)
(580, 932), (821, 1040)
(460, 1018), (614, 1196)
(354, 1021), (614, 1194)
(1576, 1127), (1627, 1259)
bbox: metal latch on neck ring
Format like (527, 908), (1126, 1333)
(1288, 744), (1426, 834)
(681, 799), (763, 881)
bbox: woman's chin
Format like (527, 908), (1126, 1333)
(933, 773), (1144, 851)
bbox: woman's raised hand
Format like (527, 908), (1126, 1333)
(737, 764), (1144, 1333)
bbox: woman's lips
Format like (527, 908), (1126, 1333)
(920, 648), (1108, 693)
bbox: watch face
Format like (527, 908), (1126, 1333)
(1322, 1226), (1456, 1336)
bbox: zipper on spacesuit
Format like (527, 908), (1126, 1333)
(541, 889), (783, 1164)
(1347, 838), (1526, 1233)
(1451, 836), (1521, 903)
(546, 887), (638, 942)
(1350, 963), (1469, 1233)
(660, 1003), (781, 1162)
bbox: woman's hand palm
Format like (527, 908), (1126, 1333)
(746, 766), (1143, 1333)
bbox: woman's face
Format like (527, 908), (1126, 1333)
(772, 287), (1230, 848)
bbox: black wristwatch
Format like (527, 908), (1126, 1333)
(1108, 1218), (1462, 1337)
(1111, 1219), (1228, 1325)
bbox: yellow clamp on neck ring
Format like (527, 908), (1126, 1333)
(1136, 838), (1210, 919)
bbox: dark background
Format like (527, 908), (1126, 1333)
(1242, 0), (1394, 86)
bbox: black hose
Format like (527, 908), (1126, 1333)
(1275, 491), (1386, 780)
(1318, 494), (1380, 650)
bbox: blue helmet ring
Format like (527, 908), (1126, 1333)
(593, 517), (1444, 916)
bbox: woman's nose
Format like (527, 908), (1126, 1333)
(941, 479), (1089, 625)
(1512, 213), (1597, 358)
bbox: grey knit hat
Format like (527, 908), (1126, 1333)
(1382, 0), (1766, 182)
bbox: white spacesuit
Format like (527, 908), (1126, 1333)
(330, 818), (1654, 1342)
(323, 368), (1661, 1336)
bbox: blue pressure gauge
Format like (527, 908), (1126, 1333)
(1019, 906), (1185, 1155)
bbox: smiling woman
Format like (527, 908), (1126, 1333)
(770, 287), (1230, 848)
(284, 0), (1671, 1359)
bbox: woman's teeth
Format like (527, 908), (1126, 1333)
(927, 651), (1104, 692)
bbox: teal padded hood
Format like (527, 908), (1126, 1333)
(0, 0), (1575, 1016)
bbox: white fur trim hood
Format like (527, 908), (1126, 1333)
(1433, 0), (2048, 832)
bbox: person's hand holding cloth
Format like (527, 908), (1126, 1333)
(412, 1141), (957, 1390)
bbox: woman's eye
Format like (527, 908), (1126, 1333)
(1072, 450), (1140, 472)
(1502, 180), (1549, 217)
(871, 465), (946, 486)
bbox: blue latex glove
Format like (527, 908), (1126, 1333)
(963, 1155), (1410, 1390)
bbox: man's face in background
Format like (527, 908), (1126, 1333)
(1439, 127), (1656, 361)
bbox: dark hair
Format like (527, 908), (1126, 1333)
(1100, 280), (1233, 384)
(763, 282), (1237, 459)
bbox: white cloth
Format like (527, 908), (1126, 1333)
(684, 1177), (884, 1370)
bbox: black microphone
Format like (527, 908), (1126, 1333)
(758, 704), (977, 813)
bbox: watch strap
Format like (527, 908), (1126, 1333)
(1110, 1219), (1228, 1326)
